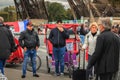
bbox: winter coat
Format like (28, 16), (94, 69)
(82, 31), (99, 55)
(113, 35), (120, 80)
(0, 23), (15, 59)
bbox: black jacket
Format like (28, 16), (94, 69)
(0, 23), (16, 59)
(88, 30), (120, 74)
(19, 29), (40, 49)
(49, 27), (69, 48)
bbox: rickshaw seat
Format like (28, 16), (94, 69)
(66, 38), (79, 55)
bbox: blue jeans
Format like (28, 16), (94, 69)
(0, 59), (6, 75)
(80, 35), (85, 44)
(22, 49), (36, 75)
(53, 47), (65, 74)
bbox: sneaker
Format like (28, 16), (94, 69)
(21, 75), (26, 78)
(89, 76), (93, 80)
(55, 73), (60, 76)
(60, 73), (64, 76)
(33, 74), (39, 77)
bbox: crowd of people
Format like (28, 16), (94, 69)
(0, 16), (120, 80)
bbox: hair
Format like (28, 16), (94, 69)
(56, 19), (62, 24)
(0, 16), (4, 22)
(112, 24), (119, 29)
(89, 22), (98, 29)
(98, 18), (112, 30)
(26, 21), (32, 26)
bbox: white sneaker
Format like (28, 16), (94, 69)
(54, 73), (60, 76)
(60, 73), (64, 76)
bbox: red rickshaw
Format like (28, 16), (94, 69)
(44, 23), (81, 78)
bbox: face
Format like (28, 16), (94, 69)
(90, 25), (97, 33)
(111, 28), (115, 32)
(27, 25), (33, 31)
(98, 24), (104, 32)
(114, 28), (119, 34)
(57, 22), (63, 28)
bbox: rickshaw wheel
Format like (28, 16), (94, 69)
(27, 55), (41, 72)
(68, 66), (72, 78)
(46, 56), (50, 73)
(68, 66), (74, 78)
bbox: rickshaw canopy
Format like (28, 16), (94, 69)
(44, 24), (80, 29)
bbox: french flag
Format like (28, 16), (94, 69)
(5, 20), (29, 33)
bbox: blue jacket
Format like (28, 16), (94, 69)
(49, 27), (69, 48)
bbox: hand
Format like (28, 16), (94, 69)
(24, 47), (27, 51)
(58, 27), (64, 32)
(36, 46), (39, 50)
(76, 34), (80, 40)
(81, 48), (85, 51)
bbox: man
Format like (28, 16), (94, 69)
(111, 24), (120, 37)
(0, 16), (16, 74)
(49, 20), (69, 76)
(19, 22), (40, 78)
(87, 18), (120, 80)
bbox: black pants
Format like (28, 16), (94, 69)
(99, 73), (113, 80)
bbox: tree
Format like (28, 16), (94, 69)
(0, 6), (17, 22)
(66, 9), (74, 20)
(46, 2), (72, 21)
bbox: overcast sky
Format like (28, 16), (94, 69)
(0, 0), (69, 9)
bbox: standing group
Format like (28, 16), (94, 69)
(0, 16), (120, 80)
(81, 18), (120, 80)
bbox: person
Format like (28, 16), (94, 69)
(87, 18), (120, 80)
(0, 16), (16, 74)
(77, 24), (88, 44)
(82, 22), (99, 80)
(48, 20), (69, 76)
(111, 24), (120, 37)
(111, 24), (120, 80)
(19, 22), (40, 78)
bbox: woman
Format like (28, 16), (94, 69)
(111, 24), (120, 80)
(82, 22), (99, 80)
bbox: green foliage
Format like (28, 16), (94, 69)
(0, 12), (9, 21)
(0, 6), (17, 22)
(46, 2), (73, 22)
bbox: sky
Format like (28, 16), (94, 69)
(0, 0), (69, 9)
(0, 0), (14, 9)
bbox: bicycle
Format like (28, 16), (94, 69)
(27, 54), (42, 72)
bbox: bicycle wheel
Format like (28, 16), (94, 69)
(27, 55), (41, 72)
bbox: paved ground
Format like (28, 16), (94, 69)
(5, 68), (70, 80)
(4, 35), (71, 80)
(3, 34), (93, 80)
